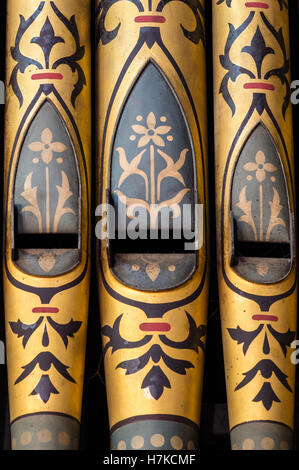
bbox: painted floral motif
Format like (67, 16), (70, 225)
(132, 112), (171, 148)
(21, 127), (75, 235)
(243, 151), (277, 183)
(236, 148), (286, 244)
(115, 111), (190, 227)
(29, 128), (67, 164)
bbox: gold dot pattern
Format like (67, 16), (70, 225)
(131, 435), (145, 449)
(12, 416), (79, 450)
(242, 438), (255, 450)
(20, 432), (32, 446)
(58, 432), (71, 447)
(114, 431), (201, 450)
(233, 436), (291, 451)
(117, 440), (127, 450)
(170, 436), (183, 450)
(150, 434), (165, 448)
(261, 437), (275, 450)
(37, 429), (52, 444)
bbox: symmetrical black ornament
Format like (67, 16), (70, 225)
(30, 374), (59, 403)
(15, 351), (76, 385)
(96, 0), (205, 48)
(10, 1), (86, 107)
(103, 312), (206, 400)
(219, 12), (290, 117)
(228, 323), (295, 410)
(10, 315), (82, 403)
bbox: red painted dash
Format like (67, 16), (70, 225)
(32, 307), (59, 314)
(31, 73), (63, 80)
(140, 323), (171, 332)
(252, 315), (278, 322)
(245, 2), (269, 8)
(134, 15), (165, 23)
(244, 82), (275, 91)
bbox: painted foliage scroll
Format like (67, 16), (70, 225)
(4, 0), (91, 450)
(213, 0), (297, 450)
(96, 0), (209, 451)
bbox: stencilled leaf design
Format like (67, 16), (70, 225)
(21, 172), (42, 232)
(236, 186), (258, 240)
(266, 187), (286, 241)
(141, 366), (171, 400)
(53, 171), (75, 232)
(117, 353), (151, 376)
(267, 325), (296, 357)
(228, 324), (264, 355)
(102, 315), (152, 357)
(116, 343), (195, 379)
(47, 317), (82, 349)
(9, 317), (44, 349)
(30, 374), (59, 404)
(234, 359), (292, 394)
(162, 354), (194, 375)
(253, 382), (281, 411)
(15, 352), (76, 385)
(117, 147), (148, 199)
(160, 313), (206, 353)
(115, 189), (190, 228)
(157, 149), (188, 200)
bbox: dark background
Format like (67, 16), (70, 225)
(0, 0), (298, 451)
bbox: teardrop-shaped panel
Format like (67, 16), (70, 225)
(13, 101), (80, 276)
(231, 124), (292, 283)
(110, 63), (197, 291)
